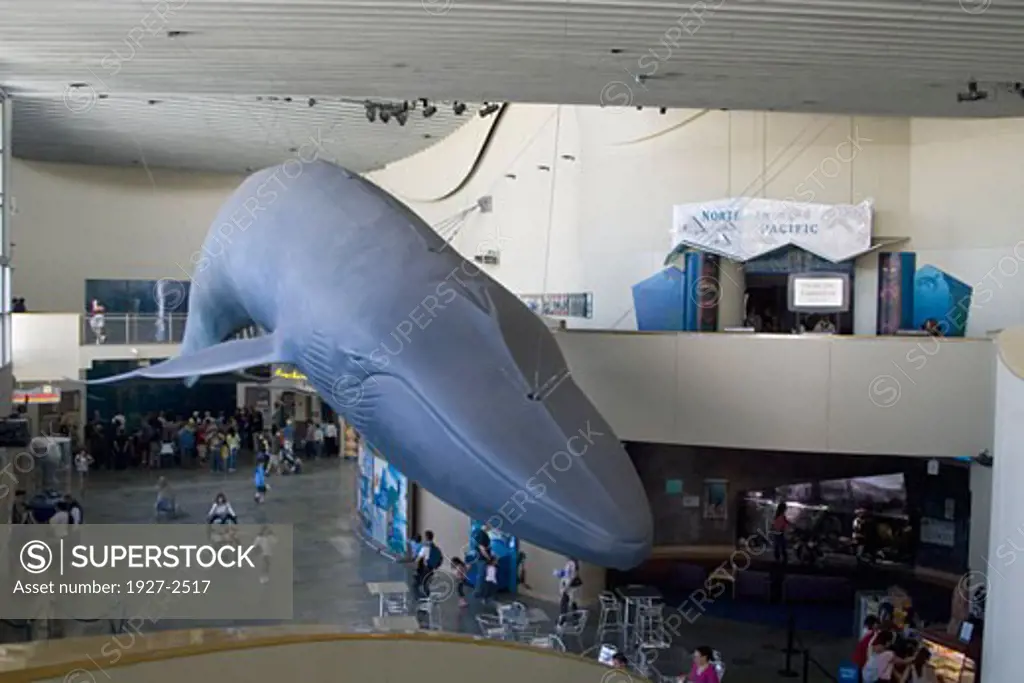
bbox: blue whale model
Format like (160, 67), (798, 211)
(92, 161), (653, 569)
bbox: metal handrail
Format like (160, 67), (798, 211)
(80, 313), (188, 346)
(78, 315), (266, 346)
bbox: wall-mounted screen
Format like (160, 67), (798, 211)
(788, 273), (850, 313)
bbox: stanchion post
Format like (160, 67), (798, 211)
(802, 649), (810, 683)
(777, 613), (799, 678)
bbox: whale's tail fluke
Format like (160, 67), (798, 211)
(86, 334), (287, 385)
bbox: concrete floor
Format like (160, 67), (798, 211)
(14, 459), (853, 682)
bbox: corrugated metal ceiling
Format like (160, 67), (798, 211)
(3, 0), (1024, 172)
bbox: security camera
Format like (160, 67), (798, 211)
(973, 449), (993, 467)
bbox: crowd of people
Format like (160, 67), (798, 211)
(79, 407), (342, 472)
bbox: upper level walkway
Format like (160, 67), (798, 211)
(10, 313), (995, 457)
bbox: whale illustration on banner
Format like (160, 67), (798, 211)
(89, 160), (653, 569)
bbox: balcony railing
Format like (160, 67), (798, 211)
(78, 315), (264, 346)
(80, 314), (188, 346)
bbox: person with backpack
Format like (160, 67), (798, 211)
(556, 556), (582, 614)
(415, 530), (443, 597)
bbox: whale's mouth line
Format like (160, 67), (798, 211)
(351, 370), (618, 547)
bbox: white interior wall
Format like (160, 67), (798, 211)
(371, 106), (913, 330)
(982, 328), (1024, 683)
(12, 110), (1024, 336)
(10, 160), (240, 312)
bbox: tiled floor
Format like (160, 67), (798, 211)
(12, 459), (854, 681)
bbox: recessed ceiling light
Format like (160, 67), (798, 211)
(147, 99), (160, 105)
(423, 133), (432, 139)
(166, 30), (193, 38)
(610, 48), (624, 54)
(69, 82), (88, 89)
(288, 147), (297, 153)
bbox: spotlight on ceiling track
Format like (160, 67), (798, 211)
(453, 101), (467, 115)
(957, 79), (988, 103)
(422, 104), (437, 118)
(380, 110), (391, 124)
(659, 107), (667, 114)
(479, 102), (500, 117)
(364, 101), (377, 123)
(395, 110), (408, 126)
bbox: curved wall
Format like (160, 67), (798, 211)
(6, 628), (617, 683)
(370, 106), (1024, 336)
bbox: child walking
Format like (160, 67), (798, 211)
(253, 459), (268, 503)
(74, 449), (94, 494)
(480, 557), (499, 604)
(451, 557), (470, 607)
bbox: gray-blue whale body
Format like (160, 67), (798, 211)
(97, 160), (653, 569)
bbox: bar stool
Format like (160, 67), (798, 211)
(416, 594), (442, 630)
(596, 591), (624, 643)
(634, 603), (671, 651)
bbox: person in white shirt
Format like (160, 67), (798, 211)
(207, 493), (237, 524)
(254, 526), (277, 583)
(64, 495), (84, 525)
(49, 502), (70, 538)
(324, 422), (339, 456)
(312, 424), (325, 458)
(74, 449), (94, 493)
(483, 559), (499, 601)
(556, 557), (581, 614)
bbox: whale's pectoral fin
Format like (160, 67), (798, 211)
(86, 334), (288, 385)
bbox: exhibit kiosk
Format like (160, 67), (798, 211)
(354, 440), (413, 560)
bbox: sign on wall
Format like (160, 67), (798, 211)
(788, 273), (850, 313)
(671, 198), (873, 263)
(519, 292), (593, 318)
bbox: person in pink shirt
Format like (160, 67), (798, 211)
(684, 646), (720, 683)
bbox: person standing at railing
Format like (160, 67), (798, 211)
(89, 299), (107, 344)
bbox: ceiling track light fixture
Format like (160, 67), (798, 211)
(453, 101), (467, 115)
(957, 79), (988, 103)
(479, 102), (500, 118)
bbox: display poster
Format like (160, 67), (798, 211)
(920, 517), (956, 548)
(703, 479), (728, 520)
(519, 292), (593, 318)
(355, 442), (410, 556)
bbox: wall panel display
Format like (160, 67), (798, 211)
(519, 292), (593, 318)
(356, 441), (411, 557)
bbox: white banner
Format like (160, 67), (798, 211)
(671, 197), (873, 263)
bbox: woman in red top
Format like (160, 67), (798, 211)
(772, 502), (790, 564)
(853, 615), (880, 673)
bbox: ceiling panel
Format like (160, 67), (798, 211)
(10, 93), (479, 173)
(3, 0), (1024, 172)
